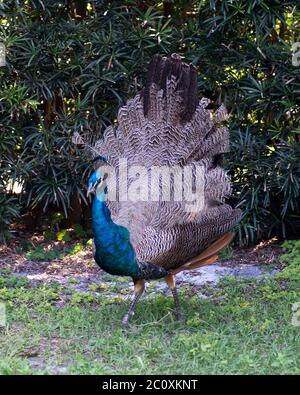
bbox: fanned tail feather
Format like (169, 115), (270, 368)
(78, 54), (242, 269)
(171, 232), (235, 275)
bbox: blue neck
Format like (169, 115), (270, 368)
(92, 197), (112, 229)
(91, 195), (140, 277)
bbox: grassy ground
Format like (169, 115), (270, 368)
(0, 241), (299, 375)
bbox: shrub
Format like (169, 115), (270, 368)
(0, 1), (299, 244)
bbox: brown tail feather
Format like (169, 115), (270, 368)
(143, 53), (198, 122)
(171, 232), (235, 275)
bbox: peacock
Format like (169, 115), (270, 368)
(73, 54), (242, 325)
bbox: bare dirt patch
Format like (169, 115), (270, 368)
(0, 234), (283, 296)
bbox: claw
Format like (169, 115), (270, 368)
(122, 314), (130, 327)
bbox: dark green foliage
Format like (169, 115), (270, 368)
(186, 0), (300, 244)
(0, 194), (20, 243)
(0, 1), (300, 244)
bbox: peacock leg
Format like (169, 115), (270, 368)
(165, 274), (183, 321)
(122, 279), (145, 326)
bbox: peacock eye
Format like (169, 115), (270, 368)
(95, 178), (102, 187)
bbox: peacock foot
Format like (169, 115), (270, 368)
(122, 279), (145, 327)
(175, 311), (185, 323)
(122, 311), (134, 327)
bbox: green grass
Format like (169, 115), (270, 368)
(0, 244), (300, 374)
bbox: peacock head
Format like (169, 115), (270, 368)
(87, 155), (108, 198)
(87, 170), (107, 198)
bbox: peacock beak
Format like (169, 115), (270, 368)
(87, 183), (95, 197)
